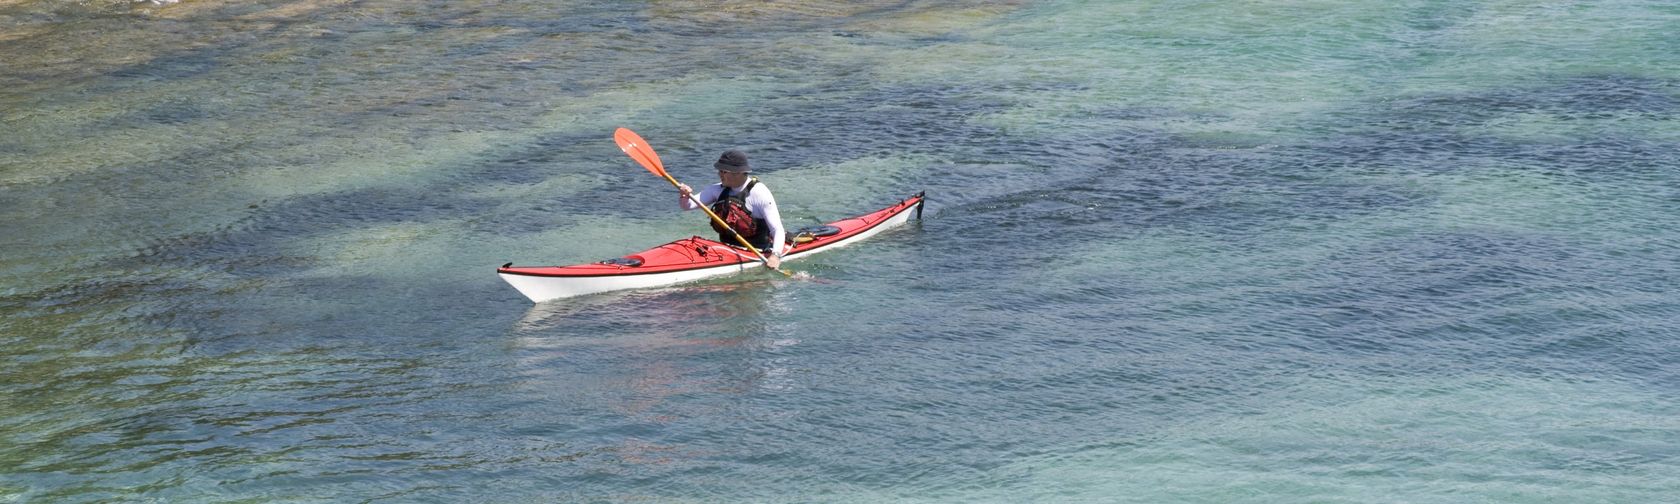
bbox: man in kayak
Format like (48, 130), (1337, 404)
(676, 149), (788, 269)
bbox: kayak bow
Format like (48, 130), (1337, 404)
(498, 192), (924, 302)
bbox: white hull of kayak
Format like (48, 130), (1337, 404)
(499, 259), (758, 303)
(499, 201), (920, 302)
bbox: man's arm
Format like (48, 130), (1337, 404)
(678, 184), (717, 210)
(754, 188), (787, 257)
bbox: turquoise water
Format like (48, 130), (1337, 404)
(3, 0), (1677, 501)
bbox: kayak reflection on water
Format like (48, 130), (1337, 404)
(511, 278), (785, 334)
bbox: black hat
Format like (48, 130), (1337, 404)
(713, 150), (751, 173)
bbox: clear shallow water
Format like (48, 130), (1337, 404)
(3, 0), (1678, 501)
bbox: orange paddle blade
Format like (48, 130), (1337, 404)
(613, 127), (665, 177)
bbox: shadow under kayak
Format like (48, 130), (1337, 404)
(498, 192), (925, 303)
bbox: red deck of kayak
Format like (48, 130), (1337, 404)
(499, 193), (924, 278)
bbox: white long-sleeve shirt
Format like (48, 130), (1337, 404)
(679, 179), (786, 256)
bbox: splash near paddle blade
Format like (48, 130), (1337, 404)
(613, 127), (665, 177)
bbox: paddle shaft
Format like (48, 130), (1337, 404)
(662, 173), (792, 277)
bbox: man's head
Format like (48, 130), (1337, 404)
(714, 150), (752, 184)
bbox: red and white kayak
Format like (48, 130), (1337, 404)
(498, 192), (924, 302)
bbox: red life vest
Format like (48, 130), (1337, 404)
(709, 179), (768, 249)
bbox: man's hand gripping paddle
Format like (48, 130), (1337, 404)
(614, 127), (792, 277)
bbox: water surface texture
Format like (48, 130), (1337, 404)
(3, 0), (1678, 501)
